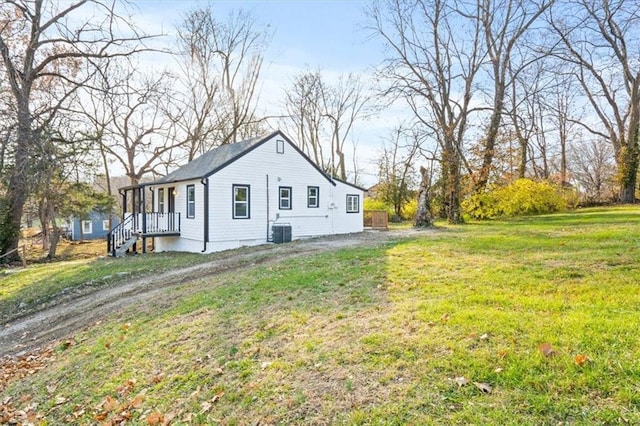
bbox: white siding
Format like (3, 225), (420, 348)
(153, 180), (207, 253)
(331, 180), (365, 234)
(206, 135), (339, 252)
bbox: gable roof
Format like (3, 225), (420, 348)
(154, 135), (266, 184)
(332, 177), (367, 192)
(154, 131), (336, 186)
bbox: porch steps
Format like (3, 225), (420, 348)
(114, 235), (138, 257)
(107, 212), (181, 257)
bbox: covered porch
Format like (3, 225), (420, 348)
(107, 184), (181, 257)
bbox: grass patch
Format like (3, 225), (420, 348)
(0, 245), (274, 322)
(3, 206), (640, 424)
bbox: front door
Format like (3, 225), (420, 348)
(168, 187), (176, 213)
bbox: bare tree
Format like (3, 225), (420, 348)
(284, 70), (326, 168)
(376, 126), (420, 220)
(369, 0), (483, 223)
(545, 71), (581, 185)
(0, 0), (154, 260)
(322, 73), (372, 180)
(549, 0), (640, 203)
(507, 61), (547, 180)
(174, 6), (269, 160)
(569, 139), (617, 203)
(284, 70), (371, 180)
(474, 0), (554, 191)
(90, 63), (179, 186)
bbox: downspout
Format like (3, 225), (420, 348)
(141, 186), (147, 254)
(266, 174), (271, 242)
(149, 186), (155, 253)
(201, 177), (209, 253)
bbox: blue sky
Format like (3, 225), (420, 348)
(137, 0), (382, 72)
(130, 0), (391, 185)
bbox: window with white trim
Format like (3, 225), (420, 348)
(279, 186), (292, 210)
(346, 194), (360, 213)
(233, 185), (250, 219)
(307, 186), (319, 208)
(276, 139), (285, 154)
(186, 185), (195, 218)
(102, 219), (110, 231)
(82, 220), (93, 234)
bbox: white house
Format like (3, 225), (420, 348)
(109, 131), (364, 255)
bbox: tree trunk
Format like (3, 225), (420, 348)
(518, 138), (527, 179)
(476, 98), (504, 191)
(47, 201), (60, 259)
(414, 166), (432, 228)
(38, 198), (49, 250)
(618, 144), (638, 203)
(442, 141), (463, 224)
(0, 118), (32, 261)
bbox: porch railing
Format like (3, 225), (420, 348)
(142, 212), (181, 235)
(107, 214), (136, 257)
(107, 212), (181, 256)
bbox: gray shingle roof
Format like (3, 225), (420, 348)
(154, 134), (268, 184)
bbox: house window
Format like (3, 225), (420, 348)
(276, 139), (285, 154)
(158, 188), (165, 213)
(307, 186), (319, 208)
(102, 219), (110, 231)
(82, 220), (93, 234)
(233, 184), (250, 219)
(186, 185), (195, 218)
(346, 194), (360, 213)
(279, 186), (292, 210)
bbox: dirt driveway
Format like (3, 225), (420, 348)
(0, 230), (425, 358)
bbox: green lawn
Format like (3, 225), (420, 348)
(2, 206), (640, 424)
(0, 246), (269, 322)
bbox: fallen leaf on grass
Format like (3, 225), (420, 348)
(473, 382), (492, 393)
(146, 410), (164, 425)
(200, 401), (212, 414)
(116, 378), (137, 396)
(129, 395), (145, 409)
(150, 373), (165, 385)
(574, 354), (590, 366)
(479, 333), (489, 340)
(93, 412), (108, 421)
(454, 376), (469, 387)
(538, 343), (557, 357)
(101, 395), (119, 413)
(54, 395), (67, 405)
